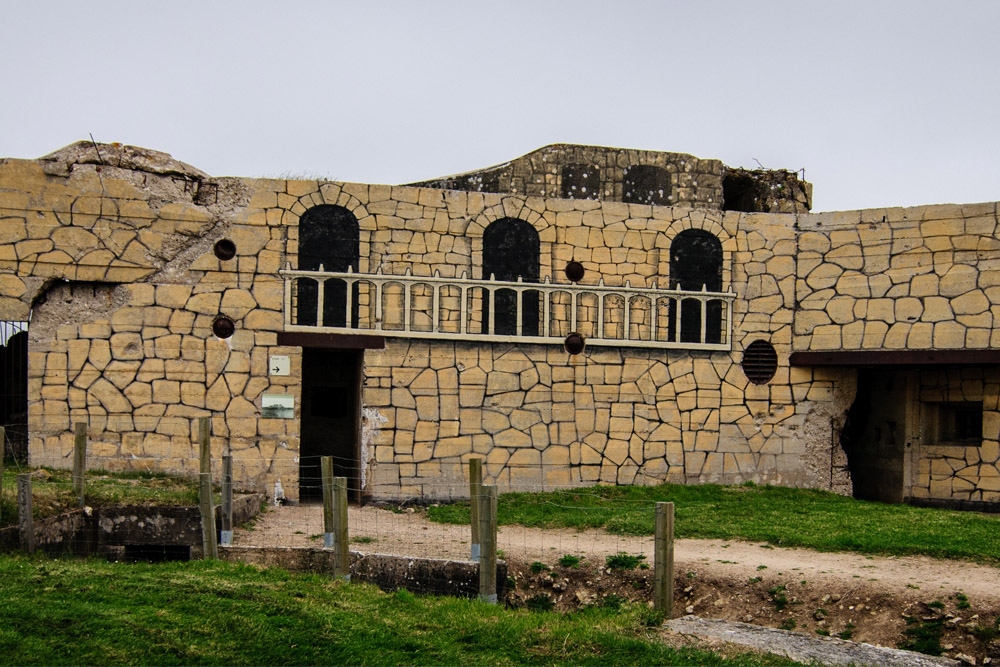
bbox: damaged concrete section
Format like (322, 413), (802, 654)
(0, 494), (263, 556)
(667, 615), (960, 667)
(410, 143), (812, 212)
(220, 545), (509, 600)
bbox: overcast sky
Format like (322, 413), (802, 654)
(3, 1), (998, 212)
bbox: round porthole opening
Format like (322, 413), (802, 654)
(565, 260), (585, 283)
(212, 315), (236, 339)
(564, 333), (585, 355)
(213, 239), (237, 260)
(742, 340), (778, 384)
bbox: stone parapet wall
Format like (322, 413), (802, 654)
(794, 203), (1000, 352)
(410, 144), (812, 213)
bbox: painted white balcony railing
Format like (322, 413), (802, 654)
(279, 265), (734, 350)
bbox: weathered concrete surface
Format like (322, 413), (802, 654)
(667, 615), (960, 667)
(0, 509), (90, 553)
(0, 494), (263, 554)
(220, 545), (508, 600)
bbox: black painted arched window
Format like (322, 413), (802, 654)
(482, 218), (540, 336)
(623, 165), (671, 205)
(669, 229), (723, 344)
(297, 205), (360, 327)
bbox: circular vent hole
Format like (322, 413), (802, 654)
(742, 340), (778, 384)
(564, 333), (585, 355)
(213, 239), (236, 260)
(565, 260), (585, 283)
(212, 316), (235, 339)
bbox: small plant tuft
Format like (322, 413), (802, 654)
(529, 561), (550, 574)
(601, 594), (626, 610)
(606, 553), (646, 571)
(525, 593), (554, 612)
(558, 554), (581, 568)
(641, 608), (665, 627)
(779, 618), (796, 631)
(768, 584), (788, 611)
(899, 615), (945, 656)
(969, 617), (1000, 646)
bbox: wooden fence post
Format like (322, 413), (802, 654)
(333, 476), (350, 580)
(198, 417), (218, 559)
(220, 455), (233, 546)
(18, 473), (34, 553)
(469, 458), (482, 562)
(321, 456), (334, 548)
(654, 501), (675, 615)
(72, 422), (87, 507)
(478, 484), (498, 604)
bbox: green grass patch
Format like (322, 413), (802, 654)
(1, 466), (203, 527)
(557, 554), (581, 568)
(0, 553), (799, 666)
(427, 483), (1000, 564)
(605, 552), (646, 571)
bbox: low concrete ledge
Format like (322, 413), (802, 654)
(220, 545), (508, 601)
(667, 615), (960, 667)
(0, 494), (265, 554)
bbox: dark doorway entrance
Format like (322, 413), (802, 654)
(840, 369), (909, 503)
(299, 348), (362, 502)
(0, 328), (28, 462)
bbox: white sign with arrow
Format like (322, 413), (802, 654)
(269, 355), (290, 376)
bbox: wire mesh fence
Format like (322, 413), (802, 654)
(3, 422), (677, 608)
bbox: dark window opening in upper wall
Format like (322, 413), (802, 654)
(561, 164), (601, 200)
(482, 218), (540, 336)
(668, 229), (723, 344)
(623, 165), (671, 205)
(936, 403), (983, 446)
(297, 205), (360, 328)
(722, 173), (764, 212)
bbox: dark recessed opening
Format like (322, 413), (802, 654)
(565, 260), (585, 283)
(722, 173), (765, 212)
(212, 316), (235, 339)
(561, 164), (601, 200)
(214, 239), (237, 260)
(123, 544), (191, 562)
(742, 340), (778, 384)
(623, 165), (671, 205)
(564, 333), (585, 355)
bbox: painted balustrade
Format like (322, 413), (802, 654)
(280, 264), (734, 350)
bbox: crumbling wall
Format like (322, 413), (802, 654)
(722, 168), (812, 214)
(410, 144), (728, 209)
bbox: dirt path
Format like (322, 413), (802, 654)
(235, 504), (1000, 662)
(235, 504), (1000, 603)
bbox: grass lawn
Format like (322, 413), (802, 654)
(0, 554), (798, 666)
(0, 465), (202, 527)
(427, 483), (1000, 565)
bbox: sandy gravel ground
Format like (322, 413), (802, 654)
(234, 503), (1000, 603)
